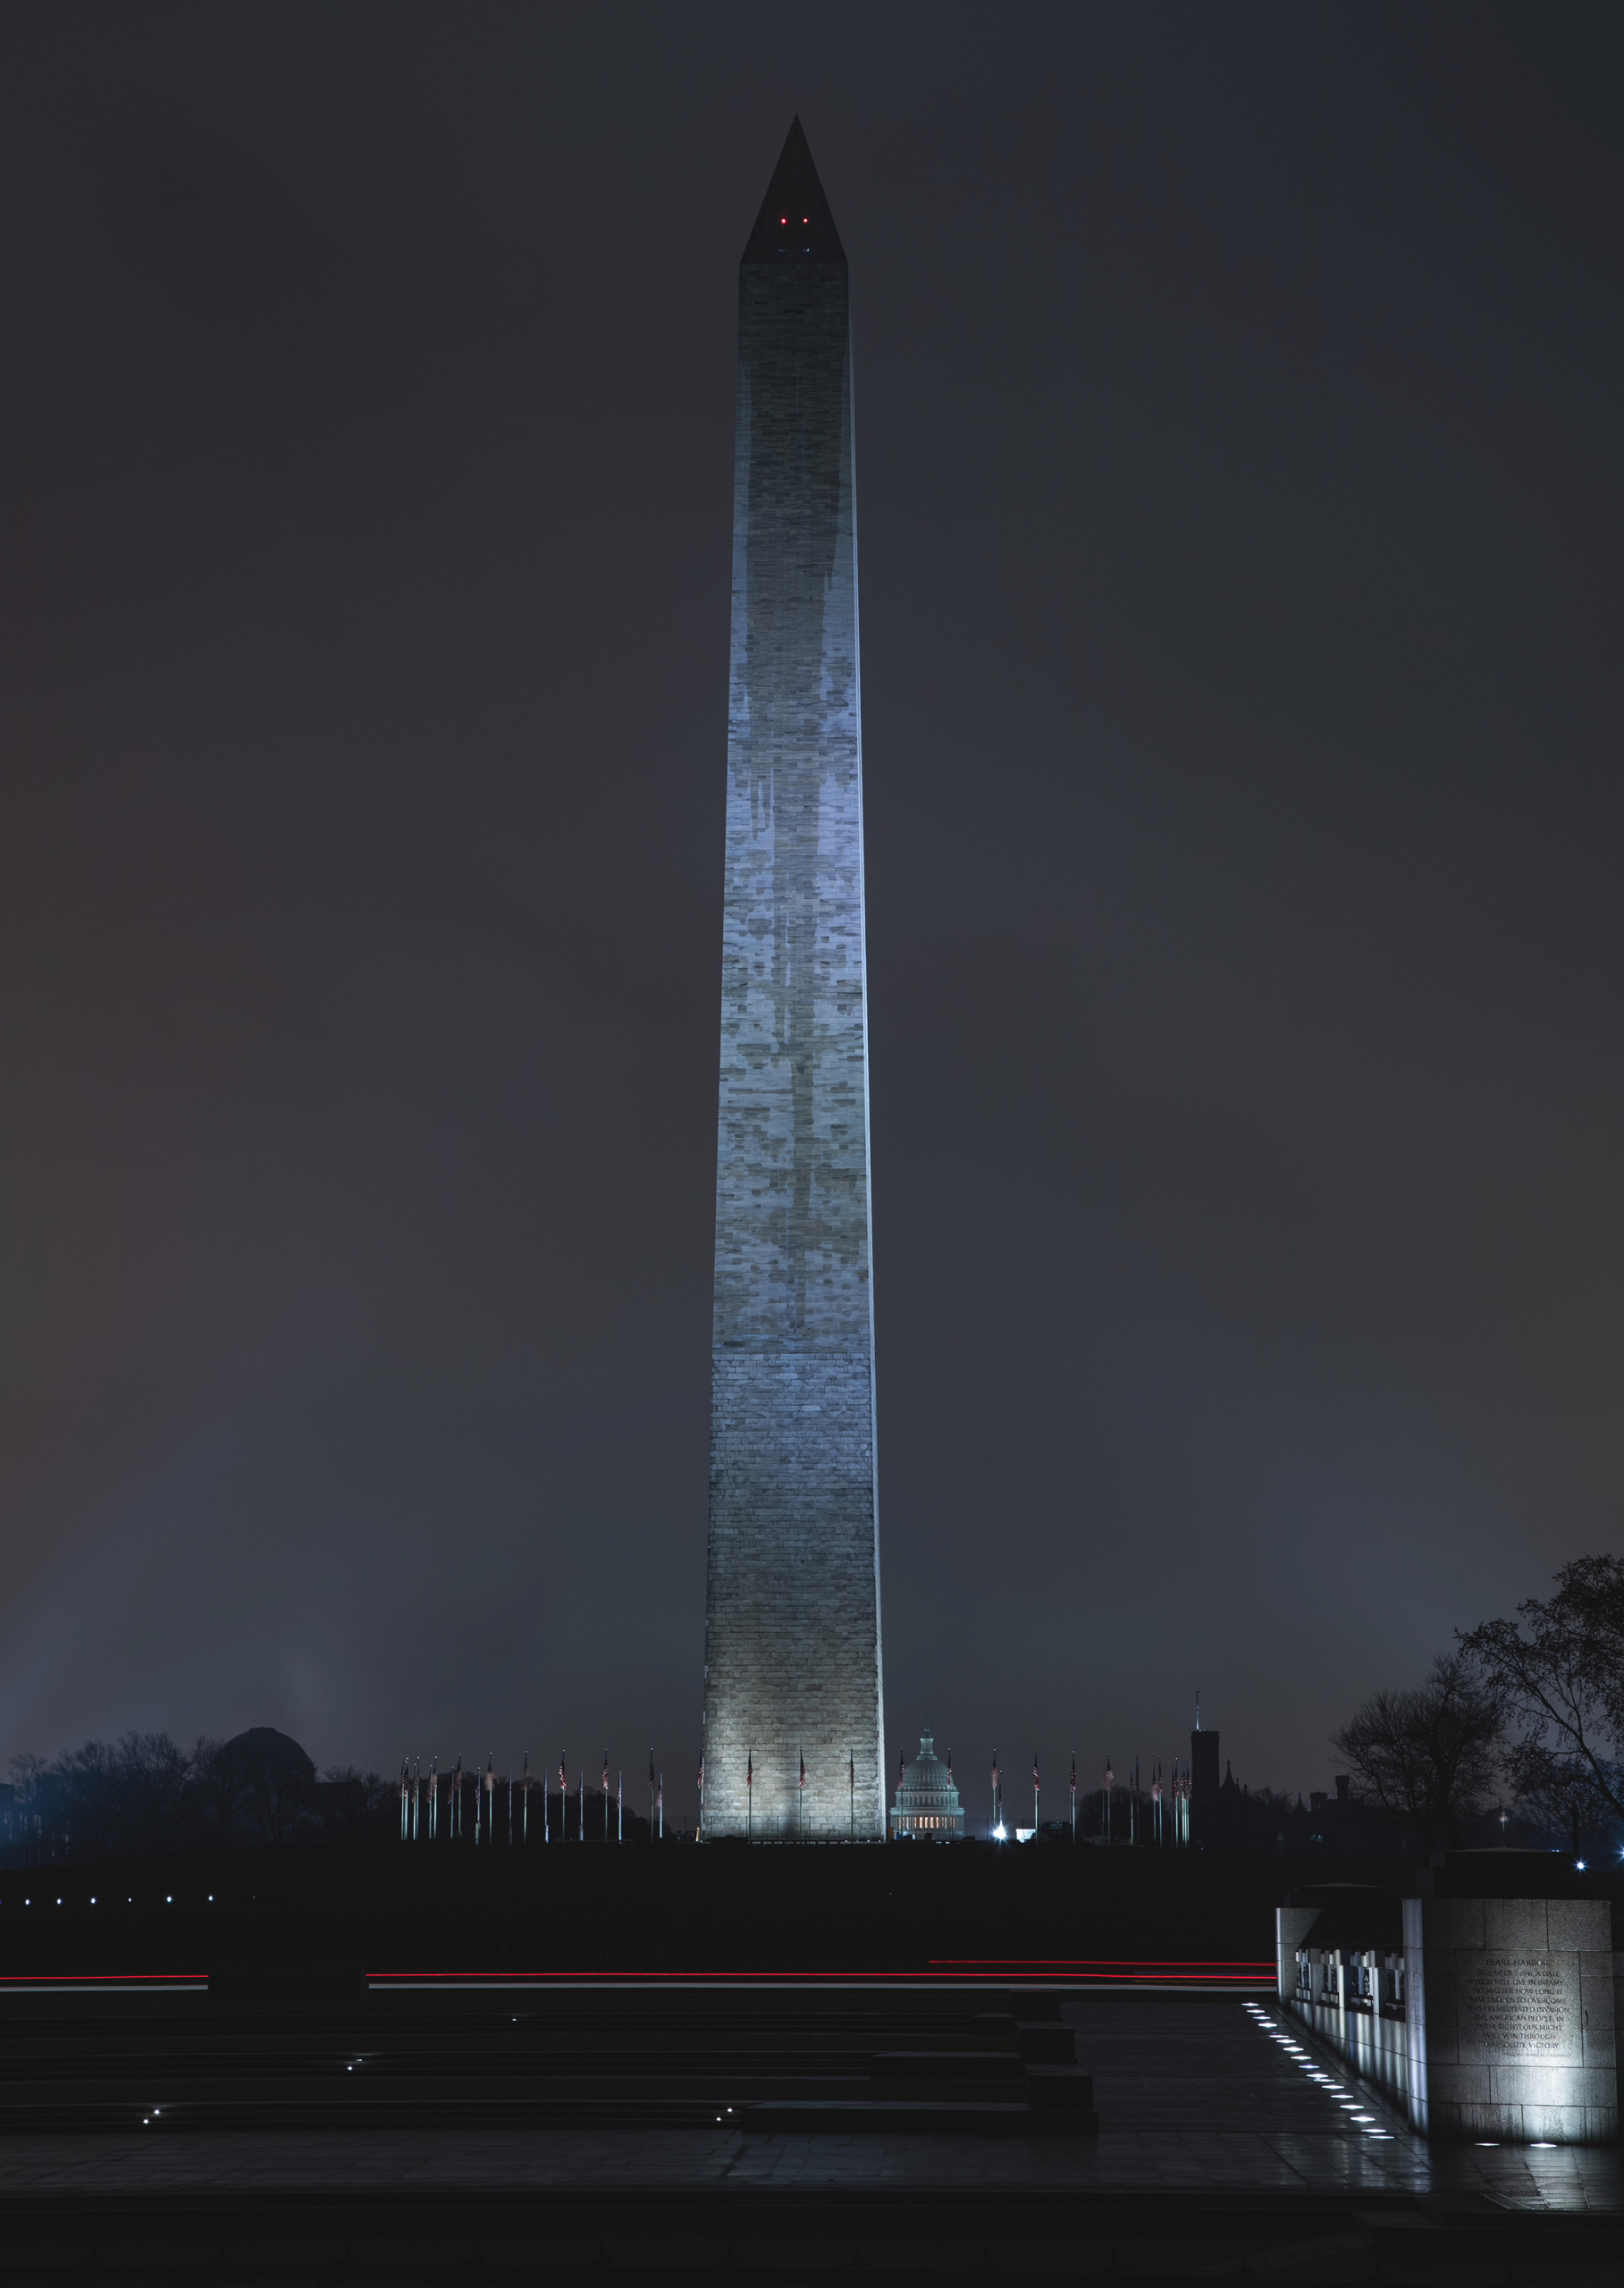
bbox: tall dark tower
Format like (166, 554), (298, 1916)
(701, 122), (884, 1840)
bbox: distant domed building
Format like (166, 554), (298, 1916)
(223, 1728), (315, 1779)
(892, 1733), (963, 1841)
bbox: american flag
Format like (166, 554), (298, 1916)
(799, 1753), (806, 1790)
(746, 1752), (752, 1790)
(1070, 1752), (1076, 1795)
(1033, 1754), (1039, 1791)
(559, 1754), (566, 1794)
(602, 1754), (610, 1796)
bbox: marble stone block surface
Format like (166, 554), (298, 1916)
(700, 122), (885, 1840)
(1403, 1895), (1617, 2143)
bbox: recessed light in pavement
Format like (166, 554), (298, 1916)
(1530, 2141), (1558, 2148)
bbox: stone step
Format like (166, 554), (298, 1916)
(870, 2049), (1023, 2081)
(739, 2099), (1046, 2136)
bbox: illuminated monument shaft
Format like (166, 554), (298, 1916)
(702, 121), (884, 1840)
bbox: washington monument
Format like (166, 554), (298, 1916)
(701, 121), (885, 1840)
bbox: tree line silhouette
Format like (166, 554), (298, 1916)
(3, 1730), (391, 1863)
(2, 1729), (659, 1864)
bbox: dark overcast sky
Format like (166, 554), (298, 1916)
(1, 3), (1619, 1815)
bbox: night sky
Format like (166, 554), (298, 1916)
(2, 4), (1619, 1819)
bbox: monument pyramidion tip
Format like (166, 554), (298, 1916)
(743, 117), (846, 265)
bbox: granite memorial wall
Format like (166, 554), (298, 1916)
(1278, 1890), (1618, 2144)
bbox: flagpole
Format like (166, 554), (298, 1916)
(618, 1771), (622, 1843)
(1033, 1752), (1039, 1838)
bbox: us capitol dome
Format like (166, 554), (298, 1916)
(891, 1732), (963, 1841)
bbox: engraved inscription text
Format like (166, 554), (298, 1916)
(1460, 1956), (1574, 2057)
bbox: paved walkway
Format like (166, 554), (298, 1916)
(0, 1997), (1617, 2213)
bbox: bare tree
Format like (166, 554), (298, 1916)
(189, 1737), (252, 1846)
(1330, 1653), (1503, 1855)
(1460, 1555), (1624, 1839)
(316, 1767), (392, 1844)
(47, 1741), (125, 1860)
(115, 1733), (192, 1850)
(6, 1754), (46, 1862)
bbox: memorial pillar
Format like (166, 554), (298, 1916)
(1276, 1906), (1319, 2004)
(1402, 1896), (1617, 2143)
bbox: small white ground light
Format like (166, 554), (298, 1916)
(1248, 2007), (1395, 2141)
